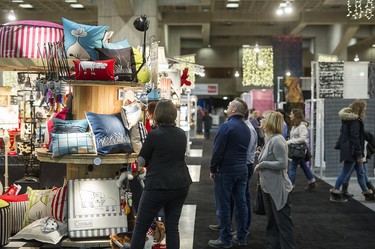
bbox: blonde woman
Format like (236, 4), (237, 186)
(254, 111), (296, 249)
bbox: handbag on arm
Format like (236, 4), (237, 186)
(254, 173), (266, 215)
(288, 143), (308, 159)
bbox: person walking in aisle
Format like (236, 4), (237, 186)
(208, 97), (250, 248)
(130, 99), (193, 249)
(202, 110), (213, 139)
(286, 109), (317, 190)
(254, 111), (296, 249)
(329, 99), (374, 202)
(340, 130), (375, 200)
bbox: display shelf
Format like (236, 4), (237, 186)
(35, 148), (137, 164)
(68, 80), (144, 89)
(35, 148), (137, 180)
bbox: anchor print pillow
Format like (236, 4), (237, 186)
(85, 112), (133, 155)
(73, 59), (115, 81)
(62, 17), (108, 60)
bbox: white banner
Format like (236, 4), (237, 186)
(191, 84), (218, 95)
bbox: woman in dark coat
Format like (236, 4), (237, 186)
(330, 99), (374, 202)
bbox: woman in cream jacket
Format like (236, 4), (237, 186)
(254, 111), (296, 249)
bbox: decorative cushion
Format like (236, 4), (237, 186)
(23, 187), (55, 227)
(62, 17), (108, 60)
(103, 39), (130, 49)
(0, 199), (10, 246)
(95, 47), (136, 81)
(129, 121), (148, 154)
(85, 112), (133, 155)
(121, 102), (143, 130)
(53, 118), (89, 133)
(132, 47), (150, 83)
(0, 194), (28, 234)
(51, 185), (67, 223)
(48, 118), (89, 152)
(73, 59), (115, 81)
(51, 132), (96, 157)
(12, 217), (67, 245)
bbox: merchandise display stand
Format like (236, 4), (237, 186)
(35, 80), (142, 180)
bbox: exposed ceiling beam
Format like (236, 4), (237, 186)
(210, 37), (273, 47)
(348, 36), (375, 51)
(332, 25), (360, 56)
(211, 25), (286, 36)
(163, 11), (375, 25)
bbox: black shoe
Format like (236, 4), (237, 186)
(209, 224), (221, 231)
(342, 191), (354, 198)
(330, 192), (348, 203)
(232, 235), (247, 246)
(208, 239), (232, 248)
(304, 182), (317, 190)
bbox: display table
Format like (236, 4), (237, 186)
(35, 148), (137, 180)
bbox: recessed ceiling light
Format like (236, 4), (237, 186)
(11, 0), (24, 2)
(70, 3), (84, 8)
(65, 0), (77, 2)
(226, 3), (239, 8)
(372, 44), (375, 48)
(19, 4), (33, 8)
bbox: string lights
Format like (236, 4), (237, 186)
(347, 0), (374, 20)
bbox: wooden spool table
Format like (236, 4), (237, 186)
(35, 80), (143, 180)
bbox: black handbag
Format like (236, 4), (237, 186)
(254, 175), (266, 215)
(288, 143), (307, 159)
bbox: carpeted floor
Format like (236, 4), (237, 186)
(186, 130), (375, 249)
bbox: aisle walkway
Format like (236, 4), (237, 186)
(4, 129), (375, 248)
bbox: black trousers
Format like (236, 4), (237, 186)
(130, 187), (189, 249)
(262, 191), (296, 249)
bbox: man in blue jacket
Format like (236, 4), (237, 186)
(208, 97), (250, 248)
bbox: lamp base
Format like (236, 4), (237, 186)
(8, 151), (18, 156)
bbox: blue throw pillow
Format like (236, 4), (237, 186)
(48, 118), (89, 152)
(103, 39), (130, 49)
(62, 17), (108, 60)
(51, 132), (96, 158)
(85, 112), (132, 155)
(53, 118), (89, 133)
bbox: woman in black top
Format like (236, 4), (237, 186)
(130, 99), (193, 249)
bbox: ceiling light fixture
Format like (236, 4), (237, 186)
(347, 0), (374, 20)
(11, 0), (24, 2)
(7, 10), (16, 21)
(19, 4), (33, 8)
(276, 0), (293, 16)
(70, 3), (84, 8)
(226, 0), (240, 9)
(65, 0), (77, 2)
(354, 53), (360, 62)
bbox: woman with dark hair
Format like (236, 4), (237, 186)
(286, 109), (317, 190)
(130, 99), (193, 249)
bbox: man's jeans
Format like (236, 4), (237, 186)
(215, 171), (248, 244)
